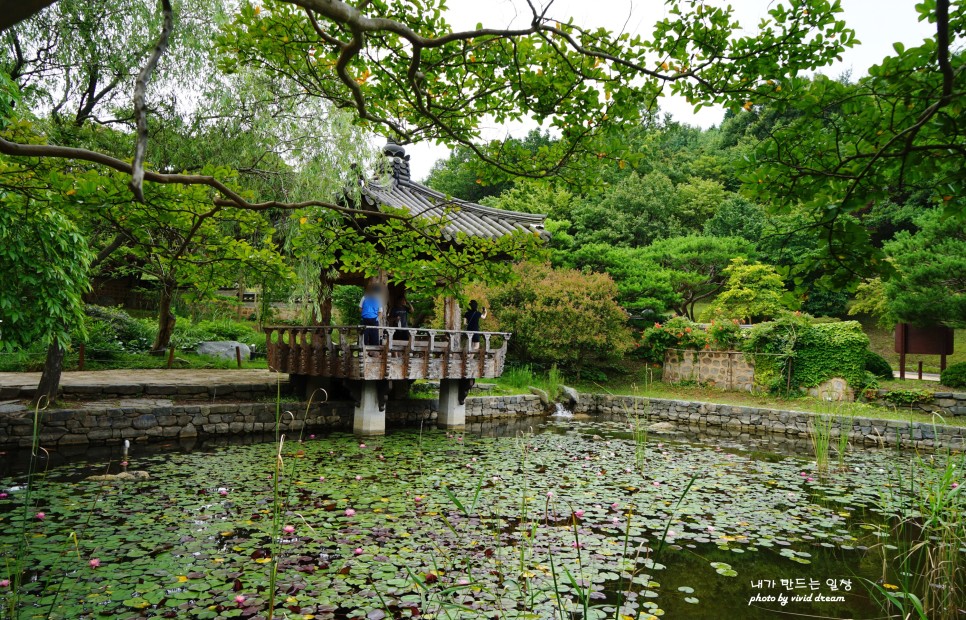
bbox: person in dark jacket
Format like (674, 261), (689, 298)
(463, 300), (488, 349)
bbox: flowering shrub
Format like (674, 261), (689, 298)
(486, 263), (633, 373)
(707, 318), (744, 350)
(638, 317), (710, 363)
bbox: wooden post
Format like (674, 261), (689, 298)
(897, 323), (906, 380)
(918, 361), (923, 381)
(166, 345), (175, 369)
(236, 346), (243, 369)
(941, 354), (947, 372)
(78, 342), (85, 371)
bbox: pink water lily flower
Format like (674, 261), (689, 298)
(234, 595), (246, 605)
(0, 493), (7, 499)
(35, 512), (45, 520)
(652, 481), (660, 487)
(89, 558), (100, 568)
(0, 579), (9, 588)
(283, 525), (295, 534)
(353, 547), (364, 555)
(611, 503), (619, 510)
(547, 491), (554, 498)
(414, 496), (422, 503)
(952, 482), (959, 489)
(309, 434), (316, 439)
(219, 489), (228, 496)
(574, 510), (585, 518)
(355, 475), (362, 481)
(359, 443), (367, 449)
(344, 508), (356, 517)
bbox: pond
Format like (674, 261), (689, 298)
(1, 416), (963, 619)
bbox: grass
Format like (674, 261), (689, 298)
(491, 364), (566, 399)
(570, 361), (966, 427)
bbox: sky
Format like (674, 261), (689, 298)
(399, 0), (935, 181)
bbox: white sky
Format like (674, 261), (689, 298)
(399, 0), (935, 181)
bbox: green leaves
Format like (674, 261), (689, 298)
(215, 0), (854, 180)
(0, 175), (94, 351)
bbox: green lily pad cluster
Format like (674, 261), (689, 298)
(0, 418), (961, 619)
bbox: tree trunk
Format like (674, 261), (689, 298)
(443, 296), (461, 331)
(152, 286), (176, 353)
(318, 270), (335, 326)
(33, 339), (64, 407)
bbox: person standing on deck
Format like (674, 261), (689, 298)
(391, 294), (414, 329)
(359, 285), (384, 346)
(463, 300), (487, 350)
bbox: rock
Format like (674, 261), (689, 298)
(528, 386), (550, 407)
(560, 386), (579, 409)
(646, 421), (677, 433)
(86, 470), (150, 482)
(196, 341), (252, 361)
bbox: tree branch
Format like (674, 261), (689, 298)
(130, 0), (173, 202)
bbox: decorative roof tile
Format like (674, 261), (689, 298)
(362, 142), (550, 241)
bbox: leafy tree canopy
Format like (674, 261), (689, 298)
(884, 209), (966, 328)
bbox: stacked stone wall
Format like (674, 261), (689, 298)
(662, 350), (755, 391)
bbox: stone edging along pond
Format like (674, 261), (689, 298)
(1, 392), (963, 452)
(577, 394), (966, 452)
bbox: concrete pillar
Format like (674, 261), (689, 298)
(353, 381), (385, 436)
(438, 379), (466, 429)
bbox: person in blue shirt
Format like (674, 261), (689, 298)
(359, 286), (384, 345)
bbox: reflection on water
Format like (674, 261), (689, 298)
(2, 411), (892, 477)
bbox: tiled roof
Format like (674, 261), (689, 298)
(361, 142), (550, 241)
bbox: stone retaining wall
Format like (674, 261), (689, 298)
(0, 381), (283, 402)
(663, 350), (755, 392)
(0, 394), (545, 449)
(575, 394), (966, 451)
(869, 389), (966, 417)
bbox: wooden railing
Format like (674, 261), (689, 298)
(264, 325), (511, 381)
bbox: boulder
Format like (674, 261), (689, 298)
(646, 421), (677, 433)
(559, 386), (579, 409)
(528, 386), (550, 407)
(196, 341), (251, 361)
(86, 470), (151, 482)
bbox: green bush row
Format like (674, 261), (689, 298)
(642, 313), (885, 394)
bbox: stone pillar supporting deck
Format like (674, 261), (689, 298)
(438, 379), (466, 429)
(353, 381), (385, 436)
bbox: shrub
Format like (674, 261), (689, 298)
(743, 314), (870, 393)
(486, 263), (633, 374)
(940, 362), (966, 389)
(193, 319), (260, 344)
(638, 316), (709, 363)
(880, 388), (933, 406)
(77, 305), (156, 354)
(707, 318), (744, 350)
(864, 351), (894, 380)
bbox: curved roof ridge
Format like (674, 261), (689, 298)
(398, 178), (547, 223)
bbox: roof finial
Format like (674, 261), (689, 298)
(383, 138), (411, 183)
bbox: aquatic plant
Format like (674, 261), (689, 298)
(3, 414), (964, 618)
(809, 414), (834, 475)
(868, 445), (964, 620)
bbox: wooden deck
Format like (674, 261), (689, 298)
(264, 325), (510, 381)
